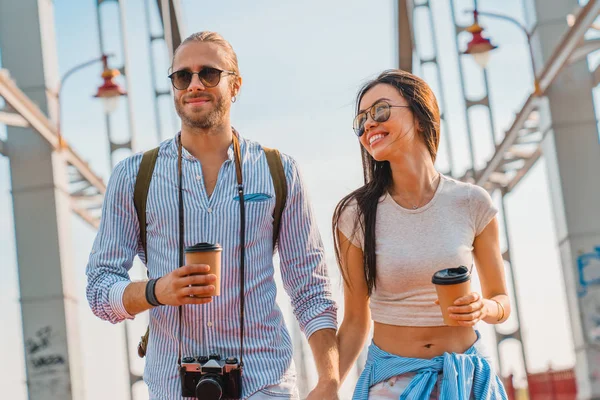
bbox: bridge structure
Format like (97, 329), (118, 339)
(1, 0), (600, 398)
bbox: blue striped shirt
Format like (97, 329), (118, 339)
(353, 332), (507, 399)
(86, 133), (338, 399)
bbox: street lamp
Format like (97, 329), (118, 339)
(94, 54), (127, 114)
(463, 9), (542, 96)
(57, 53), (126, 149)
(463, 10), (498, 69)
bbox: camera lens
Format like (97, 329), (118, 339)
(196, 376), (223, 400)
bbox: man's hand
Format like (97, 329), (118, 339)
(306, 380), (339, 400)
(306, 328), (339, 400)
(155, 264), (216, 306)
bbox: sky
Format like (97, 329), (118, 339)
(0, 0), (588, 398)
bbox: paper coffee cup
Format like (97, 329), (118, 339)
(185, 242), (222, 297)
(432, 266), (471, 326)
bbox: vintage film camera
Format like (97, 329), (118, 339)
(180, 353), (242, 399)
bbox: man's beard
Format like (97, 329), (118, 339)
(175, 94), (228, 129)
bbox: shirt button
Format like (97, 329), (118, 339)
(207, 207), (213, 213)
(207, 321), (213, 327)
(196, 175), (202, 181)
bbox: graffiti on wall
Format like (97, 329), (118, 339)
(577, 247), (600, 349)
(577, 247), (600, 298)
(25, 326), (66, 375)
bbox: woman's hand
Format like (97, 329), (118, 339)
(447, 292), (488, 327)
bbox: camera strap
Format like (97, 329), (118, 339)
(177, 134), (184, 365)
(176, 132), (246, 369)
(232, 133), (246, 369)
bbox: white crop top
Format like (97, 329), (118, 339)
(337, 174), (498, 326)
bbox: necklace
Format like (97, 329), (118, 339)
(391, 173), (440, 210)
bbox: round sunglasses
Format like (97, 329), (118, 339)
(353, 101), (410, 137)
(168, 67), (236, 90)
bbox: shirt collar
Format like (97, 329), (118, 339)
(170, 129), (241, 162)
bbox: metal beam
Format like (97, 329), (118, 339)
(569, 38), (600, 65)
(470, 0), (600, 189)
(156, 0), (185, 58)
(0, 69), (106, 229)
(0, 110), (28, 127)
(537, 1), (600, 92)
(398, 0), (414, 72)
(593, 62), (600, 87)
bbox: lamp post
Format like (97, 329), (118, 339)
(463, 9), (542, 96)
(57, 53), (126, 149)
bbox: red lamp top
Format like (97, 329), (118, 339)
(94, 55), (126, 99)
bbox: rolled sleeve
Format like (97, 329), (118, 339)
(304, 309), (338, 340)
(108, 281), (135, 321)
(86, 157), (141, 324)
(277, 155), (338, 339)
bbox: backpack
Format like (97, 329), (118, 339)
(133, 145), (288, 358)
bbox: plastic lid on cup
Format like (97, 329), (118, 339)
(431, 265), (471, 285)
(185, 242), (222, 253)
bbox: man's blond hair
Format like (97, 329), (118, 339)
(171, 31), (240, 77)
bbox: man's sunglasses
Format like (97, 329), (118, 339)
(353, 101), (410, 137)
(168, 67), (236, 90)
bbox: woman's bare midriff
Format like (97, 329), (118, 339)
(373, 322), (478, 359)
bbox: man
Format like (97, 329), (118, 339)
(86, 31), (339, 399)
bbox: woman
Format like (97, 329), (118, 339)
(333, 69), (509, 399)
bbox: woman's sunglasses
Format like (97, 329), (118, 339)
(353, 101), (410, 137)
(168, 67), (236, 90)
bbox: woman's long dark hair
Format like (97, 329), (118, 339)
(332, 69), (441, 295)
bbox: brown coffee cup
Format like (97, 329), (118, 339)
(432, 266), (472, 326)
(185, 242), (222, 297)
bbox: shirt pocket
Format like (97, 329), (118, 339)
(242, 197), (275, 244)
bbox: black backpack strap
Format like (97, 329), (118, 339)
(134, 147), (160, 260)
(263, 147), (288, 250)
(133, 147), (159, 359)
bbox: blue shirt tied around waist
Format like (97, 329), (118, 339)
(353, 331), (507, 400)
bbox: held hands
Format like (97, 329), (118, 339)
(154, 264), (216, 306)
(305, 380), (339, 400)
(435, 292), (488, 327)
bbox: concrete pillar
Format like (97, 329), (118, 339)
(525, 0), (600, 397)
(0, 0), (84, 398)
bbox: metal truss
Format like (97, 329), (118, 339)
(0, 69), (106, 229)
(145, 0), (185, 143)
(466, 0), (600, 193)
(96, 1), (185, 398)
(443, 0), (600, 390)
(413, 0), (458, 177)
(447, 0), (521, 377)
(1, 3), (185, 395)
(96, 0), (137, 166)
(155, 0), (184, 59)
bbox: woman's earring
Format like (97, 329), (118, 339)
(231, 96), (237, 103)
